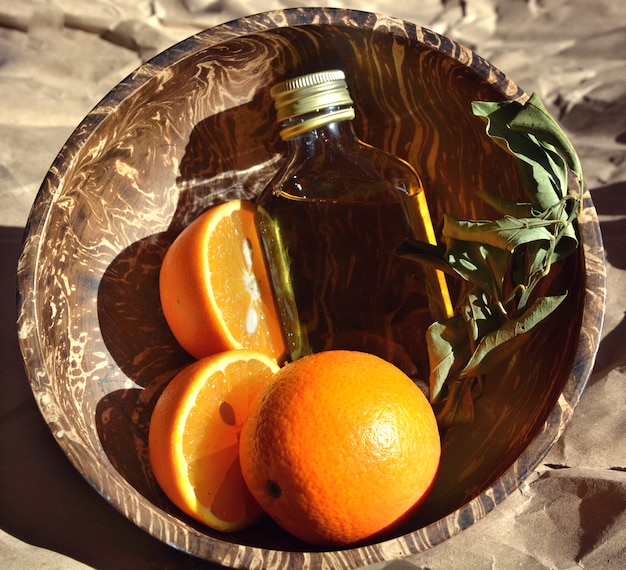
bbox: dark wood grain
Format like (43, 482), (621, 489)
(16, 7), (606, 569)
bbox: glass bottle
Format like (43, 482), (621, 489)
(256, 69), (452, 376)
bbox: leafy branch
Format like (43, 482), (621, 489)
(397, 93), (584, 429)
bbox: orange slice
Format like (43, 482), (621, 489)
(159, 199), (286, 361)
(149, 349), (280, 531)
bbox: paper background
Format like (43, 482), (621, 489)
(1, 1), (625, 568)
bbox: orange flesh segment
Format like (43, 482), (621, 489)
(209, 204), (286, 359)
(149, 351), (279, 531)
(182, 357), (276, 524)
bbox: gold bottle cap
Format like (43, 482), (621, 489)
(270, 69), (355, 140)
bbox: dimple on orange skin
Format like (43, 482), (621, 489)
(159, 199), (287, 362)
(148, 350), (280, 532)
(239, 350), (441, 547)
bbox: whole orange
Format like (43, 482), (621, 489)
(239, 350), (441, 547)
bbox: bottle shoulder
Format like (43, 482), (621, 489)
(261, 136), (422, 203)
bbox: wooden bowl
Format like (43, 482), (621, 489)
(17, 7), (606, 568)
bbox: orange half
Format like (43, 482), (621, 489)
(149, 350), (280, 531)
(159, 199), (286, 362)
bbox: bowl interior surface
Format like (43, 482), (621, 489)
(17, 7), (605, 568)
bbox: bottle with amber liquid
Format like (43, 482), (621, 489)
(256, 70), (451, 376)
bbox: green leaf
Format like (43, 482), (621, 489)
(471, 99), (568, 210)
(445, 238), (511, 305)
(435, 379), (476, 427)
(395, 239), (457, 277)
(514, 240), (550, 283)
(472, 96), (580, 260)
(460, 288), (504, 345)
(401, 94), (582, 428)
(509, 92), (583, 182)
(510, 240), (552, 308)
(476, 189), (536, 218)
(443, 214), (555, 253)
(426, 316), (472, 403)
(460, 293), (567, 378)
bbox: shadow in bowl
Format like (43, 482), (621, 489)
(95, 94), (284, 523)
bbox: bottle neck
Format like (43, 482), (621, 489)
(281, 113), (358, 155)
(278, 104), (355, 140)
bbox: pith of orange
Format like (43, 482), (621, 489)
(159, 199), (286, 361)
(239, 350), (441, 547)
(148, 350), (280, 531)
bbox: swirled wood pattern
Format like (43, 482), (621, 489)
(16, 7), (605, 569)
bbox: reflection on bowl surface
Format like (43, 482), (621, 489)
(17, 7), (605, 568)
